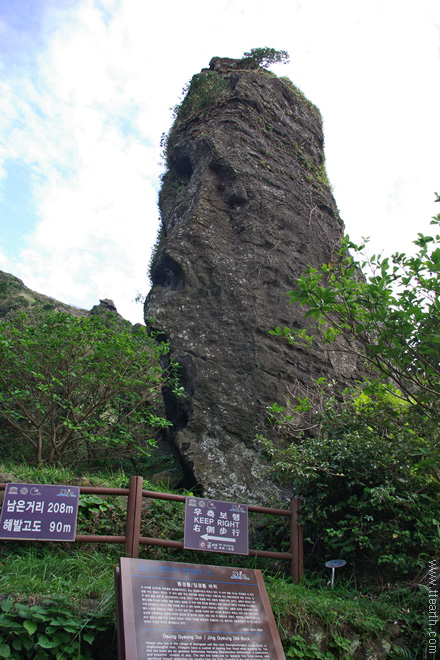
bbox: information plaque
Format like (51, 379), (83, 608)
(184, 496), (248, 555)
(0, 483), (80, 542)
(116, 558), (285, 660)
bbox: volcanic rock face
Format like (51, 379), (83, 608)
(145, 62), (356, 502)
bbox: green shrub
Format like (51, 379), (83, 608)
(0, 597), (109, 660)
(0, 311), (173, 467)
(260, 384), (440, 579)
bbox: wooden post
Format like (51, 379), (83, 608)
(289, 497), (303, 583)
(125, 476), (143, 558)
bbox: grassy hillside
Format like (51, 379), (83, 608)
(0, 271), (89, 320)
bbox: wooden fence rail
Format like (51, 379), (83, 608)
(0, 476), (303, 582)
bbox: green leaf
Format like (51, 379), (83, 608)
(0, 644), (10, 658)
(12, 639), (22, 651)
(22, 637), (34, 651)
(36, 635), (60, 649)
(23, 620), (38, 635)
(0, 600), (12, 613)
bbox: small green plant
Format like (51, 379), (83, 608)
(284, 634), (333, 659)
(172, 71), (227, 125)
(160, 171), (189, 196)
(77, 494), (126, 536)
(0, 597), (108, 659)
(279, 77), (322, 120)
(329, 634), (355, 656)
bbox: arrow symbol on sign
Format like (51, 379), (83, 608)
(200, 533), (236, 543)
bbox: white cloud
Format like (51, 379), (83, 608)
(278, 0), (440, 255)
(0, 0), (440, 323)
(0, 0), (167, 321)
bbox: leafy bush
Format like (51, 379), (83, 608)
(77, 494), (127, 537)
(273, 200), (440, 421)
(0, 311), (174, 467)
(0, 597), (108, 659)
(260, 381), (440, 579)
(264, 199), (440, 580)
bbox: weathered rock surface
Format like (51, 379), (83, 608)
(145, 61), (359, 502)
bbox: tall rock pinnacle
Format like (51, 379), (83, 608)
(145, 57), (356, 502)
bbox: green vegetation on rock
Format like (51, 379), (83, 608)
(241, 47), (290, 69)
(173, 71), (228, 124)
(278, 204), (440, 418)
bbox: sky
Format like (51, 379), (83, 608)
(0, 0), (439, 323)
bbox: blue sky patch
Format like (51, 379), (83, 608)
(0, 160), (36, 254)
